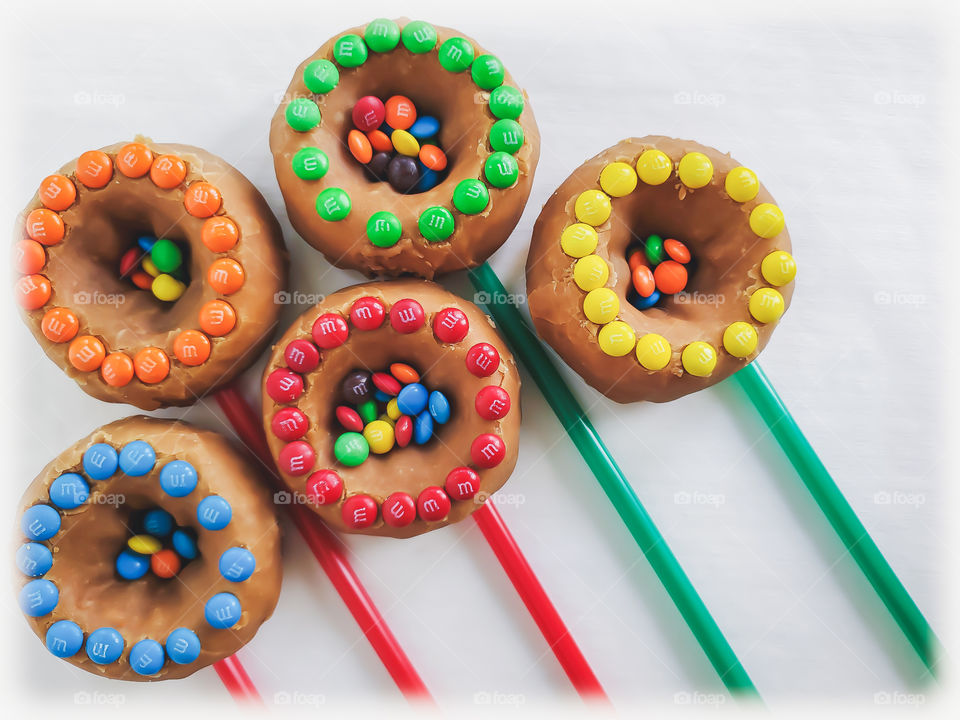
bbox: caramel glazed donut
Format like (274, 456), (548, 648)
(13, 138), (288, 410)
(14, 417), (282, 680)
(526, 136), (797, 404)
(269, 18), (540, 278)
(262, 280), (521, 539)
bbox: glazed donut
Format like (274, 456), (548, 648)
(261, 280), (521, 538)
(269, 18), (540, 278)
(14, 416), (281, 680)
(13, 139), (288, 410)
(526, 136), (796, 404)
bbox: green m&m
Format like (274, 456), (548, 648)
(333, 34), (368, 67)
(418, 206), (455, 242)
(452, 179), (489, 215)
(292, 147), (329, 180)
(334, 432), (369, 467)
(286, 98), (321, 132)
(438, 37), (474, 72)
(471, 54), (505, 90)
(150, 238), (182, 273)
(357, 399), (378, 425)
(316, 188), (351, 221)
(401, 21), (437, 53)
(364, 18), (400, 52)
(303, 59), (339, 94)
(489, 85), (524, 120)
(366, 211), (402, 247)
(644, 234), (665, 265)
(484, 152), (519, 188)
(489, 119), (524, 154)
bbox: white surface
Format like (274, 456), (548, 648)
(0, 0), (953, 713)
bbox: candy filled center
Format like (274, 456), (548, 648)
(625, 234), (695, 311)
(333, 363), (452, 466)
(115, 506), (197, 582)
(118, 234), (191, 305)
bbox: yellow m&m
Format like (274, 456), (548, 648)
(677, 152), (713, 188)
(681, 341), (717, 377)
(583, 287), (620, 324)
(386, 398), (401, 420)
(636, 333), (672, 370)
(573, 254), (609, 291)
(560, 223), (599, 258)
(760, 250), (796, 286)
(597, 321), (636, 357)
(574, 190), (611, 226)
(363, 419), (395, 454)
(391, 129), (420, 157)
(128, 535), (162, 555)
(725, 166), (759, 202)
(749, 288), (785, 323)
(749, 203), (785, 238)
(598, 162), (638, 197)
(722, 322), (758, 358)
(636, 149), (673, 185)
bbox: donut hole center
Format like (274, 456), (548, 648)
(623, 235), (698, 312)
(117, 232), (192, 305)
(116, 505), (198, 582)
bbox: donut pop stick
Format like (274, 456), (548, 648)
(215, 387), (432, 701)
(213, 656), (263, 703)
(468, 262), (759, 697)
(734, 363), (941, 674)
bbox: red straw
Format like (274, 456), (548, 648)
(214, 387), (433, 702)
(473, 504), (607, 699)
(213, 656), (263, 703)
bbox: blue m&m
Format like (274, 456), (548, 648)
(138, 235), (156, 252)
(219, 547), (256, 582)
(397, 382), (428, 415)
(205, 593), (242, 628)
(159, 460), (198, 497)
(21, 504), (61, 541)
(86, 627), (125, 664)
(166, 628), (201, 664)
(143, 508), (174, 536)
(46, 620), (84, 658)
(19, 578), (59, 616)
(629, 289), (661, 311)
(129, 639), (165, 676)
(83, 443), (118, 480)
(197, 496), (232, 530)
(409, 115), (439, 139)
(172, 529), (198, 560)
(414, 411), (434, 445)
(17, 542), (53, 577)
(116, 550), (150, 580)
(428, 391), (450, 424)
(119, 440), (156, 476)
(49, 473), (89, 509)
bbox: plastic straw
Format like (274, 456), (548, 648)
(732, 362), (940, 675)
(214, 388), (433, 702)
(473, 503), (607, 699)
(467, 262), (758, 696)
(213, 656), (263, 703)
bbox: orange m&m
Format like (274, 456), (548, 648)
(390, 362), (420, 384)
(367, 129), (392, 152)
(202, 216), (239, 252)
(173, 330), (211, 366)
(419, 144), (447, 171)
(38, 175), (76, 211)
(632, 265), (656, 297)
(149, 155), (187, 189)
(653, 260), (688, 295)
(207, 258), (245, 295)
(68, 335), (106, 372)
(25, 208), (65, 246)
(151, 549), (181, 578)
(14, 274), (51, 310)
(348, 130), (373, 164)
(134, 347), (170, 384)
(384, 95), (416, 130)
(15, 240), (46, 274)
(183, 182), (222, 218)
(198, 300), (236, 336)
(116, 142), (154, 178)
(131, 271), (153, 289)
(663, 238), (691, 264)
(101, 352), (134, 387)
(41, 307), (79, 343)
(75, 150), (113, 189)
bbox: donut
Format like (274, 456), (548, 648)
(14, 416), (281, 680)
(13, 139), (288, 410)
(526, 136), (796, 404)
(269, 18), (540, 278)
(261, 280), (521, 538)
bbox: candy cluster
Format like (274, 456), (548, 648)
(119, 235), (188, 302)
(115, 507), (198, 581)
(334, 363), (451, 465)
(625, 235), (692, 311)
(348, 95), (447, 194)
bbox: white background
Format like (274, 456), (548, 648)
(0, 0), (955, 715)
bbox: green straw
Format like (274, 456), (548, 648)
(732, 362), (940, 676)
(468, 262), (759, 697)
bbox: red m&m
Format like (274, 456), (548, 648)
(372, 372), (402, 396)
(284, 339), (320, 373)
(312, 313), (349, 348)
(389, 298), (425, 333)
(395, 415), (413, 447)
(471, 433), (506, 468)
(306, 470), (343, 506)
(279, 440), (315, 476)
(349, 296), (385, 330)
(352, 96), (386, 133)
(342, 494), (378, 529)
(433, 307), (469, 343)
(265, 368), (304, 403)
(475, 386), (511, 420)
(466, 343), (500, 377)
(335, 406), (364, 432)
(382, 492), (416, 527)
(271, 407), (309, 441)
(445, 467), (480, 501)
(417, 486), (451, 522)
